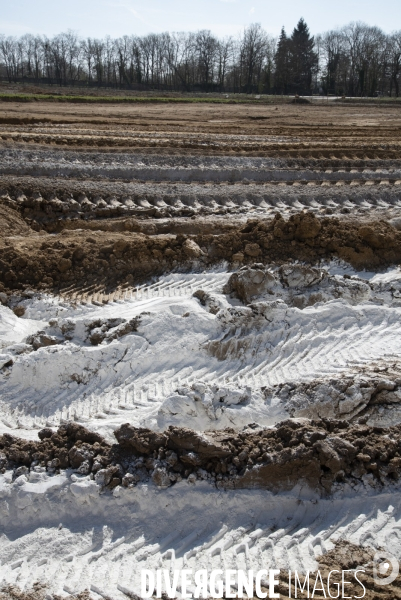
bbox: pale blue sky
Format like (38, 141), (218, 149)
(1, 0), (399, 38)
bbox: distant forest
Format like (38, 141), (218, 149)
(1, 19), (400, 96)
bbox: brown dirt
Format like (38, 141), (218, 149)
(0, 204), (33, 237)
(0, 208), (400, 294)
(1, 100), (400, 295)
(1, 102), (401, 157)
(0, 584), (93, 600)
(275, 541), (401, 599)
(3, 418), (401, 494)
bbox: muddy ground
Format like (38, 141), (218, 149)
(0, 101), (400, 298)
(0, 101), (400, 156)
(2, 100), (401, 599)
(0, 101), (400, 297)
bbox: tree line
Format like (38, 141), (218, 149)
(0, 19), (400, 96)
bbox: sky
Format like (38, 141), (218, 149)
(1, 0), (400, 39)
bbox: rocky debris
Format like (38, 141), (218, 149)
(114, 425), (167, 453)
(268, 369), (401, 423)
(94, 465), (121, 487)
(35, 315), (142, 348)
(60, 422), (105, 445)
(0, 209), (210, 293)
(224, 262), (372, 307)
(85, 316), (140, 346)
(223, 264), (277, 304)
(167, 427), (231, 458)
(12, 305), (26, 317)
(3, 418), (401, 494)
(279, 263), (323, 288)
(0, 354), (13, 369)
(151, 466), (172, 488)
(215, 212), (401, 271)
(192, 289), (223, 314)
(244, 242), (261, 257)
(25, 332), (59, 351)
(217, 301), (287, 328)
(205, 301), (288, 361)
(158, 381), (251, 422)
(204, 300), (289, 360)
(181, 239), (203, 259)
(1, 423), (109, 479)
(1, 310), (142, 355)
(294, 210), (322, 239)
(58, 257), (72, 273)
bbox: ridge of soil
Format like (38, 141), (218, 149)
(1, 209), (400, 294)
(3, 418), (401, 494)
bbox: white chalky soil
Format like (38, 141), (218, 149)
(1, 262), (401, 597)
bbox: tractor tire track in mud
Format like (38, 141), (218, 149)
(1, 100), (401, 599)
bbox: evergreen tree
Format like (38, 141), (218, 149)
(274, 27), (291, 94)
(289, 18), (318, 95)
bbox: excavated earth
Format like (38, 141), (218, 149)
(1, 101), (401, 599)
(1, 209), (401, 295)
(4, 418), (401, 494)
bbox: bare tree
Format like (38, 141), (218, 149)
(239, 24), (268, 93)
(194, 30), (218, 91)
(0, 22), (398, 96)
(0, 36), (19, 82)
(388, 32), (401, 96)
(216, 37), (233, 92)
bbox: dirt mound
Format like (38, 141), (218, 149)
(0, 229), (182, 293)
(199, 212), (401, 269)
(0, 205), (33, 238)
(3, 418), (401, 494)
(0, 213), (401, 293)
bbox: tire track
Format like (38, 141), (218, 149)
(1, 490), (399, 598)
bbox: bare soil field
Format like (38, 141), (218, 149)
(0, 101), (401, 156)
(1, 101), (401, 599)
